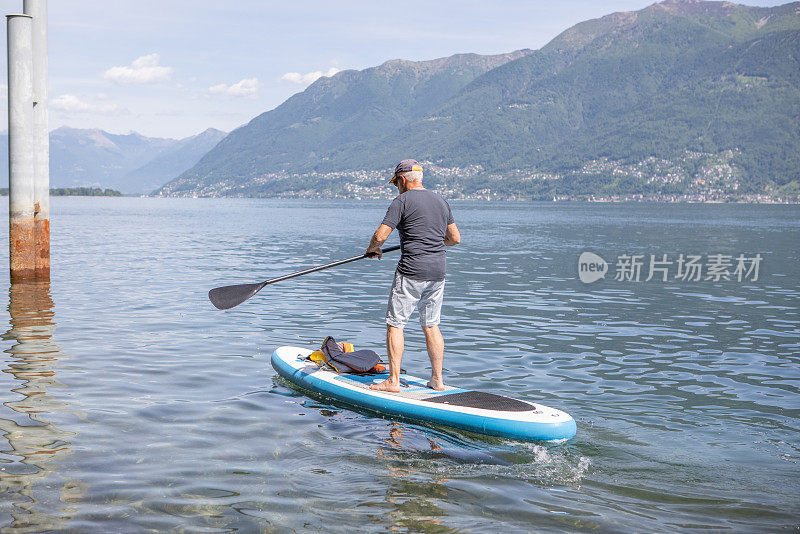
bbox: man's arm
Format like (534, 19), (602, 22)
(445, 223), (461, 246)
(366, 224), (393, 259)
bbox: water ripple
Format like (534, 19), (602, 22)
(0, 199), (797, 531)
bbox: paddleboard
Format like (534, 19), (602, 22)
(271, 346), (577, 441)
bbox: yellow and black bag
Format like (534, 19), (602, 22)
(310, 336), (385, 374)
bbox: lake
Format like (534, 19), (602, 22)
(0, 198), (798, 532)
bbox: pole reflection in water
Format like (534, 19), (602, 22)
(0, 281), (82, 531)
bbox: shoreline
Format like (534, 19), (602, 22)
(148, 194), (800, 204)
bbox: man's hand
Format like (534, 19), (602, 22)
(367, 224), (394, 259)
(445, 223), (461, 246)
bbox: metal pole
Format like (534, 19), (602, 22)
(7, 14), (36, 282)
(23, 0), (50, 279)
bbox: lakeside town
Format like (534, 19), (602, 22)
(157, 149), (800, 203)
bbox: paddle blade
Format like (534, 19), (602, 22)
(208, 282), (266, 310)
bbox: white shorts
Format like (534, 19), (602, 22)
(385, 272), (445, 329)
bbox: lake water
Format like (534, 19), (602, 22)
(0, 198), (798, 532)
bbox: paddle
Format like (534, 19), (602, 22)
(209, 245), (401, 310)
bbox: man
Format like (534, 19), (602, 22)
(366, 159), (461, 393)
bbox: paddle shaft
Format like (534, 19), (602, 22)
(208, 244), (401, 309)
(258, 244), (401, 289)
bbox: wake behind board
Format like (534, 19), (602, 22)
(271, 346), (577, 441)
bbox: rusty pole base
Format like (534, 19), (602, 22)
(10, 217), (38, 282)
(34, 216), (50, 279)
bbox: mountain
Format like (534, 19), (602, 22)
(2, 127), (227, 194)
(159, 0), (800, 200)
(367, 0), (800, 190)
(120, 128), (226, 193)
(158, 50), (531, 195)
(49, 127), (177, 193)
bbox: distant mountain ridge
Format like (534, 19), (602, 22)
(1, 127), (227, 194)
(49, 127), (175, 193)
(159, 50), (531, 195)
(118, 128), (229, 193)
(158, 0), (800, 199)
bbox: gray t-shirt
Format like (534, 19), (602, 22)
(381, 188), (454, 281)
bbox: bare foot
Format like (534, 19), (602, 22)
(370, 379), (401, 393)
(427, 379), (445, 391)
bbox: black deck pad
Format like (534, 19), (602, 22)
(422, 391), (535, 412)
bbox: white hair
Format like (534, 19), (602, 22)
(400, 170), (423, 182)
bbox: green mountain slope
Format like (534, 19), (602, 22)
(162, 50), (530, 195)
(344, 1), (800, 185)
(160, 0), (800, 199)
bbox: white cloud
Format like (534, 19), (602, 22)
(280, 67), (341, 85)
(103, 53), (173, 84)
(51, 94), (119, 114)
(207, 77), (259, 97)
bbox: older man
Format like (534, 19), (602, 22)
(366, 159), (461, 392)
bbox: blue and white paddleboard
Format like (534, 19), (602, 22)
(271, 346), (577, 441)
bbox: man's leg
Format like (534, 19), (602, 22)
(370, 324), (404, 392)
(371, 272), (417, 392)
(422, 325), (445, 391)
(418, 279), (446, 391)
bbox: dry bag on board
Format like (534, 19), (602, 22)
(321, 336), (384, 374)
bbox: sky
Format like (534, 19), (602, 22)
(0, 0), (789, 140)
